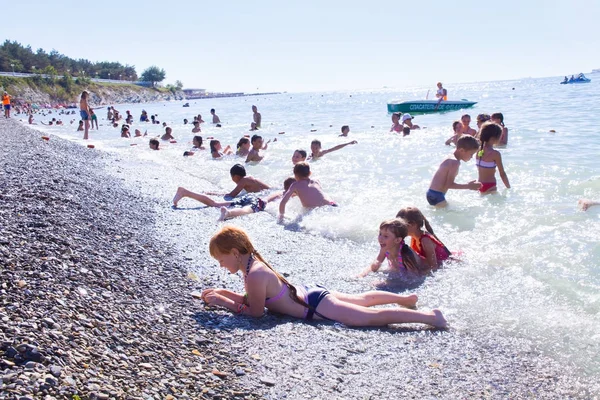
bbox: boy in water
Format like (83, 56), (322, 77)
(339, 125), (350, 137)
(211, 108), (221, 124)
(149, 139), (160, 150)
(427, 135), (481, 207)
(252, 105), (261, 128)
(278, 162), (336, 221)
(292, 149), (307, 165)
(460, 114), (477, 136)
(309, 139), (357, 160)
(173, 164), (270, 207)
(445, 121), (463, 146)
(161, 127), (175, 141)
(246, 134), (275, 163)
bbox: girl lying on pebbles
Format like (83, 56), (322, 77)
(196, 226), (447, 328)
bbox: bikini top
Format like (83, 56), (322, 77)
(391, 123), (402, 132)
(410, 232), (451, 262)
(476, 149), (496, 168)
(385, 240), (406, 270)
(244, 255), (288, 304)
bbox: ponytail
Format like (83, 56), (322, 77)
(423, 216), (451, 258)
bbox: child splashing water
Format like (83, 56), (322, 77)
(396, 207), (451, 270)
(201, 226), (447, 328)
(476, 122), (511, 195)
(359, 219), (429, 278)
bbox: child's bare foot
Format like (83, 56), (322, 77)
(173, 187), (185, 207)
(397, 293), (418, 309)
(431, 309), (447, 328)
(217, 206), (229, 221)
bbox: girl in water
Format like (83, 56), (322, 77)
(390, 113), (402, 133)
(476, 122), (510, 194)
(201, 226), (446, 328)
(210, 140), (233, 159)
(359, 219), (429, 278)
(236, 137), (251, 157)
(396, 207), (451, 270)
(490, 112), (508, 146)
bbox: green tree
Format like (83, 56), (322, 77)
(174, 80), (183, 90)
(140, 66), (166, 87)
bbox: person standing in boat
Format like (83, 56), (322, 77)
(435, 82), (447, 110)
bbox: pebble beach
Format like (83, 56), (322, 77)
(2, 104), (600, 399)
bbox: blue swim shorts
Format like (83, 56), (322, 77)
(80, 110), (89, 121)
(426, 189), (446, 206)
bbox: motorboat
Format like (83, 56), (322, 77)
(387, 99), (476, 114)
(560, 74), (591, 84)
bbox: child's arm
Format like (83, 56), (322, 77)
(278, 183), (297, 221)
(445, 134), (458, 146)
(321, 140), (358, 156)
(358, 248), (386, 277)
(245, 151), (264, 163)
(443, 161), (480, 190)
(264, 190), (284, 204)
(420, 237), (439, 270)
(495, 152), (510, 189)
(261, 138), (275, 150)
(578, 199), (600, 211)
(226, 179), (247, 198)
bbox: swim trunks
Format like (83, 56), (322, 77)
(426, 189), (446, 206)
(479, 182), (497, 193)
(303, 284), (330, 321)
(80, 110), (89, 121)
(91, 113), (97, 121)
(228, 194), (266, 213)
(3, 105), (10, 110)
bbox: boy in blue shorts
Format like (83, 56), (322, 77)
(427, 136), (481, 207)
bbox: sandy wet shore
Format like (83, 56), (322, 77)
(1, 119), (598, 399)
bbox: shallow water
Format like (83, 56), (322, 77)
(31, 73), (600, 376)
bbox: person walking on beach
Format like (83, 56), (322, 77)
(2, 91), (11, 118)
(79, 91), (90, 140)
(252, 105), (261, 128)
(426, 135), (481, 207)
(200, 226), (447, 328)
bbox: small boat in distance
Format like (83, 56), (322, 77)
(560, 73), (591, 84)
(387, 99), (476, 114)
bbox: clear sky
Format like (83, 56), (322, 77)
(3, 0), (599, 92)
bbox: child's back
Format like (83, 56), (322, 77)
(291, 178), (335, 208)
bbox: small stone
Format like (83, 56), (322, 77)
(17, 280), (27, 288)
(234, 368), (246, 376)
(25, 361), (38, 369)
(139, 363), (153, 369)
(191, 349), (202, 356)
(260, 377), (276, 386)
(211, 369), (228, 378)
(49, 365), (62, 377)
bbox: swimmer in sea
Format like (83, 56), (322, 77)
(246, 134), (275, 163)
(490, 112), (508, 146)
(475, 122), (510, 195)
(402, 114), (420, 130)
(173, 163), (271, 207)
(390, 113), (402, 133)
(192, 121), (201, 133)
(340, 125), (350, 137)
(426, 136), (481, 207)
(460, 114), (477, 136)
(210, 140), (234, 159)
(309, 139), (357, 160)
(278, 162), (337, 221)
(252, 105), (261, 128)
(236, 137), (251, 158)
(211, 108), (221, 124)
(201, 225), (446, 328)
(445, 121), (463, 146)
(161, 127), (175, 141)
(292, 149), (307, 165)
(149, 139), (160, 150)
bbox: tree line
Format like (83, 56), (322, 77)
(0, 40), (170, 87)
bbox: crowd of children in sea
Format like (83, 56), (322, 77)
(8, 89), (598, 330)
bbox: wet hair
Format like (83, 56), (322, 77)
(283, 177), (296, 191)
(230, 163), (247, 178)
(452, 121), (462, 132)
(490, 112), (505, 127)
(341, 125), (349, 133)
(396, 207), (450, 257)
(379, 219), (424, 274)
(183, 119), (188, 124)
(149, 139), (160, 149)
(476, 113), (491, 124)
(209, 226), (315, 312)
(456, 135), (479, 150)
(392, 112), (402, 119)
(237, 137), (250, 150)
(478, 122), (502, 151)
(294, 149), (307, 159)
(311, 139), (321, 147)
(461, 114), (471, 120)
(209, 140), (220, 153)
(81, 91), (88, 99)
(210, 108), (215, 113)
(402, 127), (410, 135)
(165, 127), (172, 133)
(193, 135), (203, 147)
(251, 134), (262, 144)
(293, 162), (311, 178)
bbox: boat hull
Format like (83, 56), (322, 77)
(387, 100), (477, 114)
(560, 79), (590, 84)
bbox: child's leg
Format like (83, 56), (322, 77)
(173, 187), (230, 208)
(316, 296), (446, 328)
(218, 205), (254, 221)
(434, 200), (448, 208)
(330, 291), (418, 308)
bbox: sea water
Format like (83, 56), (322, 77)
(31, 73), (600, 376)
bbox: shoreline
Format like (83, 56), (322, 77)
(0, 118), (263, 398)
(1, 119), (599, 399)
